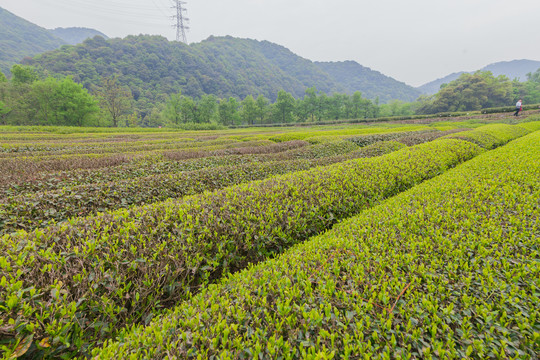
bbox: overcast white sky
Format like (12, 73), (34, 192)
(1, 0), (540, 86)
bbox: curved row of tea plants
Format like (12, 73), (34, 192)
(442, 123), (530, 149)
(0, 141), (400, 235)
(0, 139), (482, 358)
(94, 130), (540, 360)
(268, 125), (430, 142)
(0, 141), (407, 235)
(0, 140), (356, 199)
(0, 139), (300, 190)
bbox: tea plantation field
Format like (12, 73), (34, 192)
(0, 115), (539, 359)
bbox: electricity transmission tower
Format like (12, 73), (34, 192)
(172, 0), (189, 43)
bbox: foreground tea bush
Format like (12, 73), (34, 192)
(0, 139), (482, 358)
(94, 131), (540, 359)
(442, 123), (530, 149)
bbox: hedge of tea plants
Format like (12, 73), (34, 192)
(267, 126), (430, 143)
(442, 123), (530, 149)
(93, 131), (540, 359)
(0, 139), (482, 358)
(0, 140), (411, 235)
(0, 140), (356, 199)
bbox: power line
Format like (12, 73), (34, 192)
(171, 0), (189, 43)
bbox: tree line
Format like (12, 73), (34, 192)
(0, 65), (385, 127)
(1, 64), (539, 128)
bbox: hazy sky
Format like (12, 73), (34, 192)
(1, 0), (540, 86)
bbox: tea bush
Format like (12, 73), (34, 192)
(94, 131), (540, 359)
(0, 139), (482, 358)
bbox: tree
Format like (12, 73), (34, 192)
(94, 76), (133, 127)
(218, 97), (239, 125)
(179, 96), (197, 123)
(417, 71), (512, 114)
(351, 91), (364, 119)
(26, 77), (99, 126)
(304, 87), (319, 121)
(11, 65), (38, 85)
(0, 100), (10, 125)
(273, 90), (295, 123)
(241, 95), (258, 125)
(255, 95), (269, 124)
(55, 77), (99, 126)
(164, 91), (183, 125)
(0, 70), (6, 83)
(198, 94), (218, 123)
(328, 93), (346, 120)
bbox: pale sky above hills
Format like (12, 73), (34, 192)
(1, 0), (540, 87)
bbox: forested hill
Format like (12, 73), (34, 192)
(23, 35), (420, 103)
(315, 61), (422, 103)
(0, 7), (66, 75)
(418, 59), (540, 95)
(49, 27), (109, 45)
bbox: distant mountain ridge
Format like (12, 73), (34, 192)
(49, 27), (108, 45)
(0, 6), (108, 75)
(0, 6), (66, 75)
(316, 61), (422, 102)
(417, 59), (540, 95)
(23, 34), (421, 103)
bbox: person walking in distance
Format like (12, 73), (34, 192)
(514, 99), (522, 116)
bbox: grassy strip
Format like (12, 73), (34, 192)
(93, 131), (540, 360)
(0, 141), (397, 235)
(442, 123), (530, 149)
(0, 140), (356, 199)
(0, 139), (482, 358)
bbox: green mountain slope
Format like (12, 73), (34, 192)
(49, 27), (109, 45)
(315, 60), (422, 102)
(23, 35), (421, 104)
(0, 7), (66, 75)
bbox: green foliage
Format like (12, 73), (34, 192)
(273, 89), (296, 123)
(0, 74), (98, 126)
(417, 71), (513, 114)
(10, 64), (38, 85)
(93, 76), (133, 127)
(0, 138), (483, 357)
(218, 97), (240, 125)
(93, 131), (540, 359)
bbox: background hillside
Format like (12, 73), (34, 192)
(23, 35), (421, 105)
(417, 59), (540, 94)
(0, 7), (66, 75)
(49, 27), (109, 45)
(315, 61), (422, 102)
